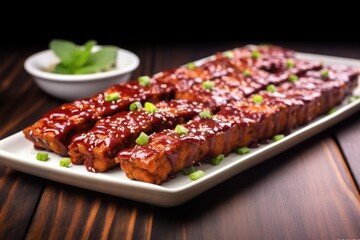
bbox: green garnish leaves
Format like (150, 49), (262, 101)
(288, 74), (298, 82)
(136, 132), (149, 145)
(211, 154), (225, 166)
(286, 59), (296, 69)
(202, 80), (215, 90)
(50, 39), (117, 74)
(105, 92), (120, 101)
(328, 108), (336, 115)
(138, 76), (151, 86)
(182, 166), (197, 175)
(273, 134), (285, 142)
(129, 101), (142, 111)
(251, 50), (261, 59)
(36, 152), (49, 161)
(266, 84), (276, 93)
(253, 94), (263, 104)
(236, 147), (250, 155)
(60, 158), (71, 167)
(186, 62), (196, 70)
(242, 69), (252, 77)
(175, 125), (189, 135)
(223, 50), (234, 59)
(321, 70), (330, 78)
(348, 95), (360, 103)
(199, 110), (214, 119)
(189, 170), (205, 181)
(144, 102), (157, 113)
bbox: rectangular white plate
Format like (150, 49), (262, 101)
(1, 53), (360, 207)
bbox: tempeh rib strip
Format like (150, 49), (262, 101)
(116, 69), (359, 184)
(23, 45), (293, 156)
(68, 100), (212, 172)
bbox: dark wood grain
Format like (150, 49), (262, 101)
(336, 111), (360, 190)
(0, 43), (360, 239)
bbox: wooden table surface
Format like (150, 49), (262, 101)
(1, 42), (360, 239)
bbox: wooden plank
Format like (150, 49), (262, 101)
(335, 111), (360, 190)
(0, 166), (44, 239)
(150, 134), (360, 239)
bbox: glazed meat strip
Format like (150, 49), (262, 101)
(68, 100), (211, 172)
(23, 45), (294, 156)
(176, 58), (322, 108)
(23, 80), (175, 156)
(116, 68), (358, 184)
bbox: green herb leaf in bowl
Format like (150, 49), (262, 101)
(49, 39), (117, 74)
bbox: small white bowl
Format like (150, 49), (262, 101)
(24, 46), (139, 101)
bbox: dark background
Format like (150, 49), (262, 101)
(1, 5), (359, 47)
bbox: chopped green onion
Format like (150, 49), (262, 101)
(253, 94), (263, 104)
(211, 154), (225, 166)
(251, 50), (261, 59)
(175, 125), (188, 135)
(199, 110), (213, 119)
(189, 170), (205, 181)
(136, 132), (149, 145)
(273, 134), (285, 142)
(236, 147), (250, 155)
(328, 108), (336, 115)
(286, 59), (296, 69)
(138, 75), (151, 86)
(288, 74), (298, 82)
(182, 166), (197, 175)
(129, 101), (142, 111)
(186, 62), (196, 70)
(266, 84), (276, 93)
(144, 102), (157, 113)
(36, 152), (49, 161)
(60, 158), (71, 167)
(105, 92), (120, 101)
(223, 50), (234, 59)
(321, 70), (329, 78)
(202, 80), (215, 90)
(242, 69), (252, 77)
(348, 95), (360, 103)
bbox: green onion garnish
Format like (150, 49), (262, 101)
(253, 94), (263, 104)
(136, 132), (149, 145)
(211, 154), (225, 166)
(186, 62), (196, 70)
(288, 74), (298, 82)
(251, 50), (261, 59)
(138, 75), (151, 86)
(182, 166), (197, 175)
(348, 95), (360, 103)
(199, 110), (214, 119)
(328, 108), (336, 115)
(242, 69), (252, 77)
(129, 101), (142, 111)
(266, 84), (276, 93)
(202, 80), (215, 90)
(175, 125), (188, 135)
(223, 50), (234, 59)
(189, 170), (205, 181)
(36, 152), (49, 161)
(273, 134), (285, 142)
(105, 92), (120, 101)
(144, 102), (157, 113)
(321, 70), (329, 78)
(236, 147), (250, 155)
(60, 158), (71, 167)
(286, 59), (295, 69)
